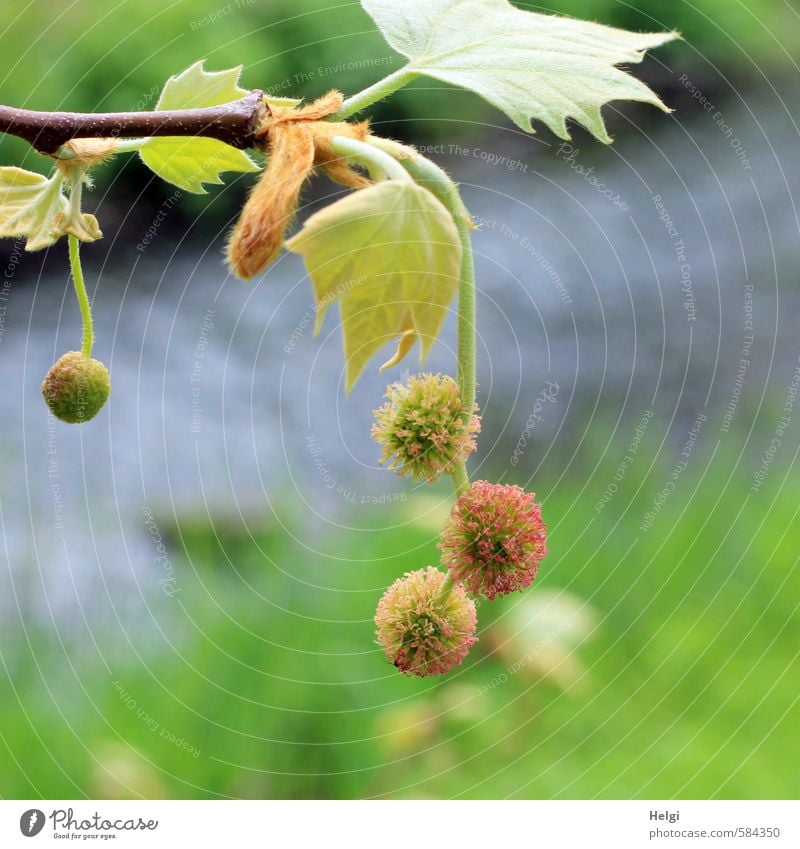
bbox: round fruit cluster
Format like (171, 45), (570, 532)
(42, 351), (110, 424)
(372, 373), (547, 677)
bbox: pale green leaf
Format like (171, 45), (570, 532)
(140, 60), (259, 193)
(286, 180), (462, 391)
(140, 136), (259, 194)
(0, 165), (104, 251)
(265, 95), (302, 109)
(153, 59), (249, 109)
(0, 166), (69, 251)
(361, 0), (677, 142)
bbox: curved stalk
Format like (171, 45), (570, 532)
(329, 135), (411, 182)
(68, 235), (93, 358)
(452, 215), (477, 417)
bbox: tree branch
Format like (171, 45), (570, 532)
(0, 90), (268, 154)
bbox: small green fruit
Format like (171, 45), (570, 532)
(42, 351), (111, 424)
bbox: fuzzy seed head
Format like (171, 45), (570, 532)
(42, 351), (110, 424)
(375, 566), (478, 677)
(439, 481), (547, 600)
(371, 373), (480, 483)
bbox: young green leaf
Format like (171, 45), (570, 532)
(361, 0), (677, 142)
(140, 60), (260, 193)
(0, 166), (100, 251)
(265, 95), (302, 109)
(286, 180), (462, 391)
(150, 60), (250, 109)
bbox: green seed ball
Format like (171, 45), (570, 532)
(41, 351), (111, 424)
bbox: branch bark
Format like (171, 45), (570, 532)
(0, 90), (268, 154)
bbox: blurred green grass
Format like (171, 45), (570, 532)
(2, 432), (797, 799)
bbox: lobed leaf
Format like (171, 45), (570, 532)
(140, 60), (259, 193)
(151, 60), (250, 109)
(361, 0), (677, 142)
(0, 166), (101, 251)
(286, 180), (462, 391)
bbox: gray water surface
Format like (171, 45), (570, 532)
(1, 80), (798, 630)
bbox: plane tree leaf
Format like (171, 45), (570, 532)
(140, 61), (260, 193)
(286, 179), (462, 391)
(361, 0), (677, 142)
(0, 166), (102, 251)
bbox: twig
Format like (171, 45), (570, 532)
(0, 90), (268, 153)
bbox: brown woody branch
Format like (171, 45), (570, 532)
(0, 90), (268, 154)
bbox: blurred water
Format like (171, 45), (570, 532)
(1, 80), (798, 629)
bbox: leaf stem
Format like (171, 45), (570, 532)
(329, 136), (411, 182)
(335, 67), (419, 119)
(111, 138), (148, 154)
(453, 214), (477, 416)
(68, 235), (93, 358)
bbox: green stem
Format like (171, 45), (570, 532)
(437, 571), (456, 603)
(329, 135), (411, 182)
(335, 67), (419, 120)
(453, 215), (477, 416)
(111, 138), (147, 153)
(451, 462), (470, 496)
(68, 234), (93, 358)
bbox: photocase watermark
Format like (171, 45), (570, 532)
(640, 411), (707, 532)
(189, 0), (256, 30)
(721, 282), (754, 434)
(190, 308), (215, 434)
(307, 432), (406, 504)
(20, 806), (158, 837)
(418, 142), (528, 174)
(136, 189), (182, 252)
(478, 620), (571, 694)
(46, 415), (64, 530)
(0, 236), (23, 346)
(595, 409), (654, 513)
(678, 74), (752, 170)
(652, 194), (697, 322)
(284, 310), (315, 356)
(137, 154), (238, 252)
(283, 276), (367, 355)
(19, 809), (45, 837)
(141, 505), (179, 596)
(133, 83), (160, 112)
(510, 380), (560, 466)
(473, 216), (572, 307)
(751, 357), (800, 493)
(266, 56), (395, 97)
(113, 679), (199, 758)
(555, 142), (630, 211)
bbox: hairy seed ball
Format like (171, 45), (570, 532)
(42, 351), (110, 424)
(371, 373), (481, 483)
(439, 481), (547, 600)
(375, 566), (478, 677)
